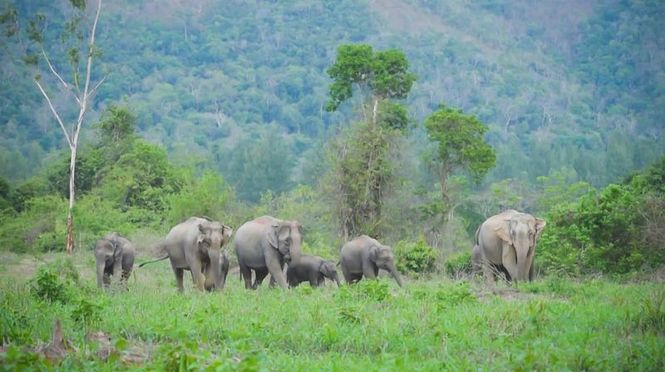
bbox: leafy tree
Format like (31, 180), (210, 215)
(326, 44), (416, 127)
(424, 105), (496, 221)
(324, 44), (415, 239)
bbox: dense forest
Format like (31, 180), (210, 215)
(2, 0), (664, 188)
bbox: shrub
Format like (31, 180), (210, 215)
(394, 238), (437, 274)
(443, 251), (473, 277)
(29, 259), (80, 304)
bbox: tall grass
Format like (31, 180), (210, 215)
(0, 252), (663, 370)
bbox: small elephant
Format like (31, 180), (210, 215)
(140, 217), (233, 292)
(286, 255), (340, 288)
(340, 235), (403, 287)
(234, 215), (303, 289)
(474, 209), (546, 282)
(95, 232), (135, 289)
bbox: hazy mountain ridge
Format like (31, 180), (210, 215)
(1, 0), (663, 192)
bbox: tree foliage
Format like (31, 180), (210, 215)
(424, 105), (496, 218)
(324, 44), (415, 239)
(538, 156), (665, 275)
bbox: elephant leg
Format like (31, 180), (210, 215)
(173, 267), (185, 292)
(239, 263), (253, 290)
(362, 263), (377, 280)
(309, 272), (321, 288)
(267, 259), (288, 289)
(121, 257), (133, 287)
(189, 260), (205, 291)
(95, 258), (106, 288)
(341, 265), (355, 284)
(528, 262), (535, 281)
(253, 268), (269, 289)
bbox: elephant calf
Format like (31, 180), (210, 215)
(340, 235), (403, 287)
(95, 232), (135, 289)
(286, 255), (340, 288)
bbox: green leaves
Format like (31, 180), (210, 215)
(425, 105), (496, 182)
(325, 44), (416, 112)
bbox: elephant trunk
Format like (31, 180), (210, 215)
(207, 249), (223, 290)
(515, 244), (530, 281)
(388, 264), (403, 287)
(332, 274), (341, 287)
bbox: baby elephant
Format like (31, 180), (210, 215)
(95, 232), (135, 289)
(340, 235), (403, 287)
(286, 255), (340, 288)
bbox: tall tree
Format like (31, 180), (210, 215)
(3, 0), (105, 253)
(325, 44), (415, 239)
(424, 105), (496, 221)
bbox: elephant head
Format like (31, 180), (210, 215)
(495, 213), (546, 281)
(197, 221), (233, 289)
(267, 220), (302, 263)
(369, 244), (403, 287)
(320, 260), (341, 287)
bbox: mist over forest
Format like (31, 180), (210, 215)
(2, 0), (663, 191)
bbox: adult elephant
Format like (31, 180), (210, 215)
(95, 232), (135, 289)
(286, 255), (340, 288)
(140, 217), (233, 292)
(234, 216), (303, 289)
(340, 235), (403, 287)
(473, 209), (546, 282)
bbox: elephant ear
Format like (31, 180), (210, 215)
(222, 225), (233, 241)
(196, 223), (209, 245)
(534, 218), (546, 242)
(268, 223), (289, 249)
(368, 245), (380, 262)
(495, 219), (513, 245)
(319, 261), (334, 277)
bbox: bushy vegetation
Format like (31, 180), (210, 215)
(1, 254), (663, 370)
(538, 158), (665, 275)
(394, 238), (437, 274)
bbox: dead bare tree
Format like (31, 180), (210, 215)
(32, 0), (105, 253)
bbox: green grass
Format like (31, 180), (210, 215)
(1, 251), (664, 370)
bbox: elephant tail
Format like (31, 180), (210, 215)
(138, 255), (169, 268)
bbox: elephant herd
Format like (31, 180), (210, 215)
(95, 209), (545, 291)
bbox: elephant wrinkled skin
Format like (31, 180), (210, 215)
(140, 217), (233, 292)
(473, 209), (546, 282)
(234, 215), (303, 289)
(340, 235), (403, 287)
(95, 232), (135, 289)
(286, 254), (340, 288)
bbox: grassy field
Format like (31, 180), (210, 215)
(0, 250), (663, 371)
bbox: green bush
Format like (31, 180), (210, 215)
(443, 251), (473, 277)
(29, 259), (80, 304)
(394, 238), (437, 274)
(538, 158), (665, 275)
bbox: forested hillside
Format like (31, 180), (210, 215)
(1, 0), (663, 195)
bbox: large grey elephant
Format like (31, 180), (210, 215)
(339, 235), (403, 287)
(286, 255), (340, 288)
(95, 232), (135, 289)
(473, 209), (546, 282)
(139, 217), (233, 292)
(234, 215), (303, 289)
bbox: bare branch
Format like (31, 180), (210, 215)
(88, 74), (107, 98)
(81, 0), (102, 103)
(42, 50), (81, 105)
(34, 79), (73, 148)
